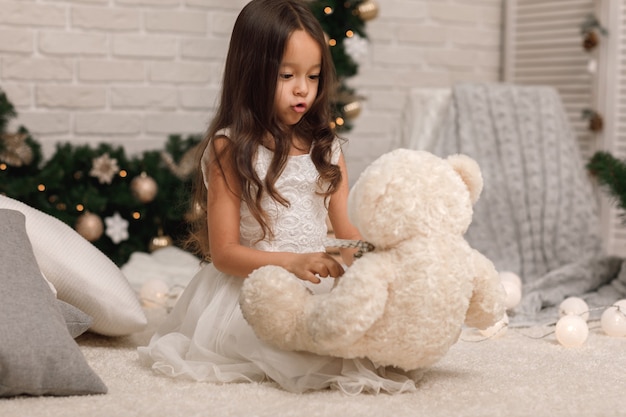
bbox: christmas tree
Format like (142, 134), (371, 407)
(310, 0), (379, 130)
(0, 0), (378, 265)
(0, 87), (201, 265)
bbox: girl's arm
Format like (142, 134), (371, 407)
(327, 152), (362, 266)
(206, 138), (344, 283)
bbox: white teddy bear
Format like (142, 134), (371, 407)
(240, 148), (506, 371)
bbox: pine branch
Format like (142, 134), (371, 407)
(0, 89), (16, 133)
(587, 151), (626, 215)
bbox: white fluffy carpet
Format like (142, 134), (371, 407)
(1, 307), (624, 417)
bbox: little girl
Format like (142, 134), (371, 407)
(138, 0), (420, 394)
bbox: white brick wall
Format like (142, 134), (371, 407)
(0, 0), (502, 183)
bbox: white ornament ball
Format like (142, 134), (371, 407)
(501, 280), (522, 310)
(600, 301), (626, 337)
(499, 271), (522, 289)
(479, 313), (509, 338)
(558, 297), (590, 321)
(139, 279), (170, 308)
(555, 314), (589, 347)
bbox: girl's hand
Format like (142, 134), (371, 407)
(284, 252), (345, 284)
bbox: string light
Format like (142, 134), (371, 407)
(465, 300), (626, 347)
(324, 6), (333, 15)
(501, 280), (521, 310)
(0, 163), (6, 171)
(499, 271), (521, 288)
(119, 169), (127, 178)
(465, 272), (626, 347)
(76, 204), (85, 212)
(139, 279), (185, 311)
(559, 296), (590, 321)
(555, 314), (588, 347)
(500, 271), (522, 310)
(600, 300), (626, 337)
(329, 38), (337, 47)
(132, 211), (141, 220)
(37, 184), (45, 192)
(139, 279), (170, 309)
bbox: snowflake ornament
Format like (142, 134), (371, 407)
(104, 212), (129, 244)
(344, 33), (369, 63)
(90, 153), (119, 184)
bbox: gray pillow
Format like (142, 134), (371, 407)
(57, 300), (93, 338)
(0, 209), (107, 397)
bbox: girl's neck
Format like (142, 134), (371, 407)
(290, 135), (310, 155)
(262, 131), (310, 156)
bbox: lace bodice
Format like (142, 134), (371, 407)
(202, 132), (340, 254)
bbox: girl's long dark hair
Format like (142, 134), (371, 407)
(185, 0), (341, 260)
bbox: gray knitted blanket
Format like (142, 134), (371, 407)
(431, 83), (625, 324)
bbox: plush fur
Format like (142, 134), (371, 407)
(240, 149), (506, 371)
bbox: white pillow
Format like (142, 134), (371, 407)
(0, 195), (147, 336)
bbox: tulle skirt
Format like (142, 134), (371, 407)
(137, 264), (421, 395)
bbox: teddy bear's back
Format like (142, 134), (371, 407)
(347, 237), (476, 370)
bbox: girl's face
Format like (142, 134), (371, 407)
(274, 30), (322, 127)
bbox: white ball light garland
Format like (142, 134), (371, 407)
(558, 296), (590, 321)
(499, 271), (522, 289)
(138, 278), (185, 310)
(468, 271), (626, 347)
(499, 271), (522, 310)
(501, 280), (522, 310)
(555, 314), (589, 347)
(139, 278), (170, 309)
(600, 299), (626, 337)
(555, 297), (590, 348)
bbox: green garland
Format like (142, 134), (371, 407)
(0, 0), (375, 265)
(587, 151), (626, 219)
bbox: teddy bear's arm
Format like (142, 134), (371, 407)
(306, 255), (392, 350)
(464, 249), (507, 329)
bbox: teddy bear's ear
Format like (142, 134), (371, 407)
(447, 154), (483, 205)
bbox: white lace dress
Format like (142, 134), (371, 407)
(137, 137), (420, 395)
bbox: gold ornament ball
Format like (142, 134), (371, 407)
(184, 201), (205, 222)
(75, 212), (104, 242)
(149, 234), (173, 252)
(343, 100), (362, 119)
(131, 172), (158, 203)
(356, 0), (379, 21)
